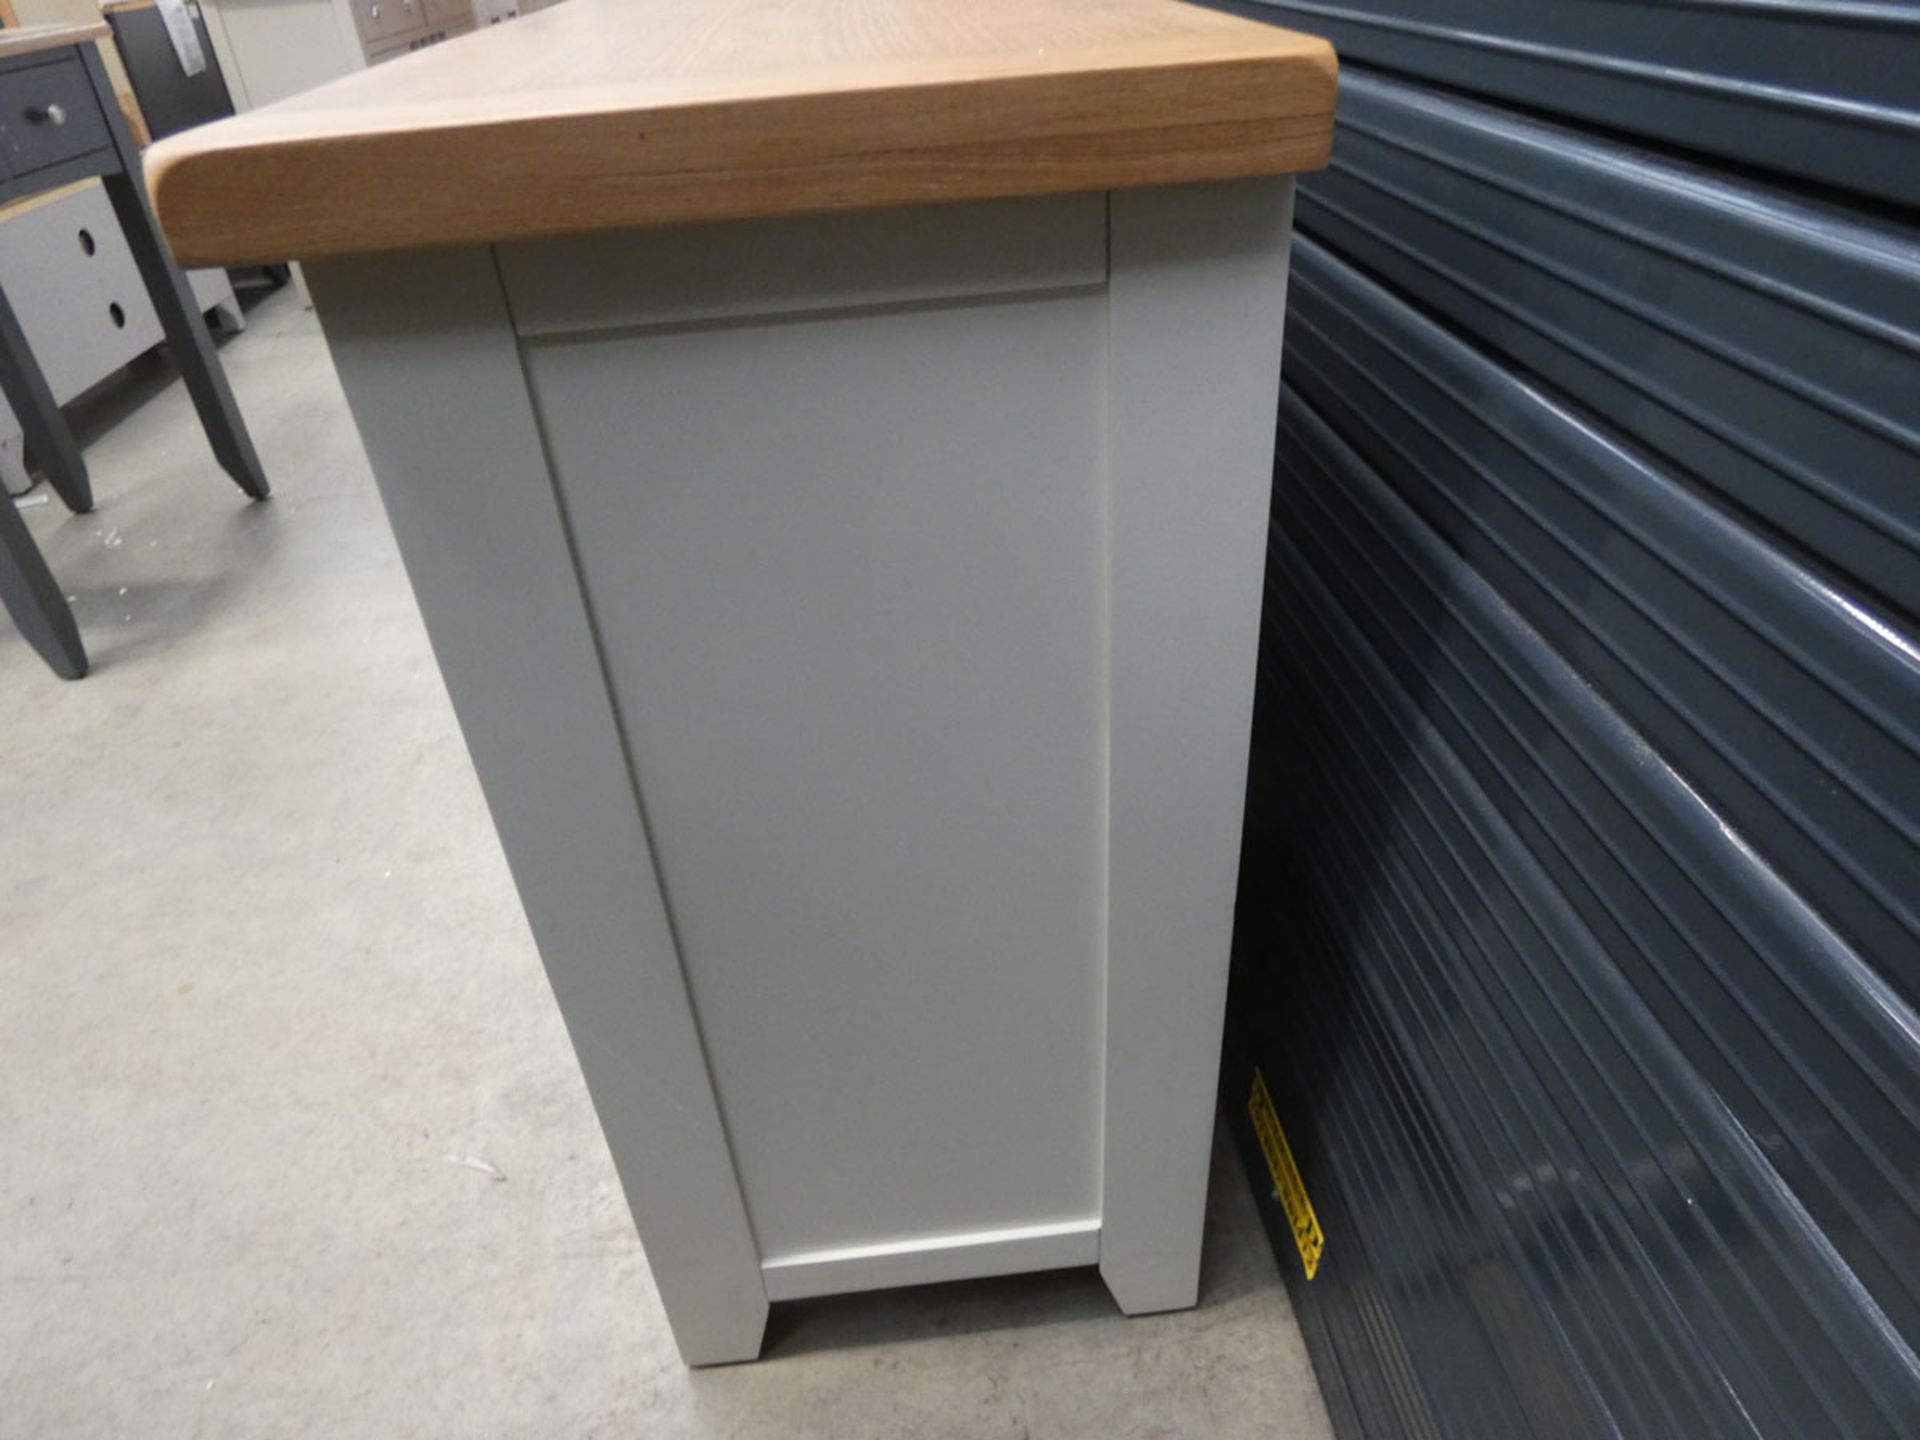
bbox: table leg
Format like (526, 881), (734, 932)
(0, 285), (92, 514)
(85, 47), (269, 502)
(0, 485), (87, 679)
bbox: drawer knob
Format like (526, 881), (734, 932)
(26, 103), (68, 127)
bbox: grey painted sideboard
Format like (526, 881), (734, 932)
(306, 181), (1295, 1362)
(146, 0), (1339, 1364)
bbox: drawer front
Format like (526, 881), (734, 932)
(0, 58), (110, 179)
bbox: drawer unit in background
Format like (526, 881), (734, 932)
(0, 16), (269, 680)
(349, 0), (475, 66)
(196, 0), (537, 114)
(363, 16), (473, 65)
(348, 0), (424, 48)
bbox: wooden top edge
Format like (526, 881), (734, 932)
(0, 21), (111, 61)
(147, 0), (1337, 265)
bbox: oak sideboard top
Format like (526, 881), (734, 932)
(144, 0), (1336, 266)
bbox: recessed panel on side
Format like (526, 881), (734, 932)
(524, 289), (1110, 1264)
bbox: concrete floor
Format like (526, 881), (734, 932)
(1, 285), (1335, 1440)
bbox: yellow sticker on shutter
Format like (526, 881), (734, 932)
(1250, 1067), (1324, 1280)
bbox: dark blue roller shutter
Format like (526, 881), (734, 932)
(1221, 6), (1920, 1439)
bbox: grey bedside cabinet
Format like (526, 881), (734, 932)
(0, 20), (266, 678)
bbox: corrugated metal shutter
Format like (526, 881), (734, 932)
(1223, 6), (1920, 1438)
(1232, 0), (1920, 204)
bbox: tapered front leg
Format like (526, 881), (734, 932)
(0, 484), (87, 679)
(87, 47), (269, 502)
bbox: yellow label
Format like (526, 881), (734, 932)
(1250, 1067), (1324, 1280)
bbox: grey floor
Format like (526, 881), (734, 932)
(1, 286), (1335, 1440)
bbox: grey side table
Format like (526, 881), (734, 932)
(0, 20), (267, 678)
